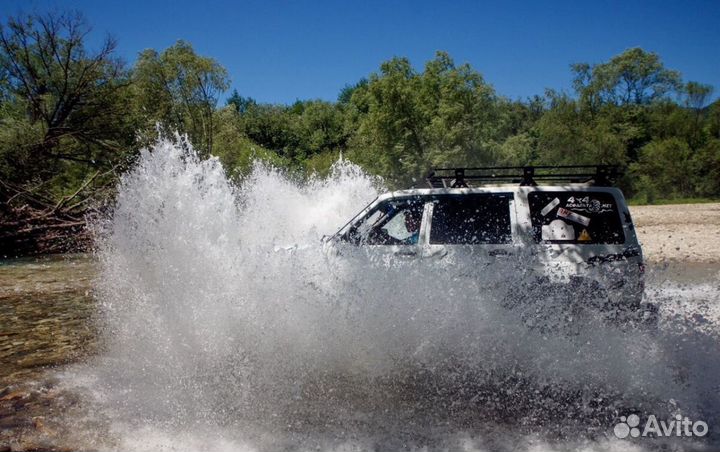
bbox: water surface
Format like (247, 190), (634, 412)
(1, 142), (719, 452)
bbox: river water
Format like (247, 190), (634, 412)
(1, 141), (719, 451)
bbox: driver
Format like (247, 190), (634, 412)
(402, 209), (422, 244)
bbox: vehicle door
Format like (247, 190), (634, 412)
(523, 190), (640, 287)
(423, 193), (517, 275)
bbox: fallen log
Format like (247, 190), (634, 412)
(0, 164), (123, 257)
(0, 209), (91, 257)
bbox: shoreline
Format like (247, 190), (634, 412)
(1, 203), (719, 265)
(631, 203), (720, 264)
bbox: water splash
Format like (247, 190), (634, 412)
(80, 139), (719, 451)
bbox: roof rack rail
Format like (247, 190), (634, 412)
(425, 165), (620, 188)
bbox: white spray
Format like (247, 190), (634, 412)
(83, 139), (719, 451)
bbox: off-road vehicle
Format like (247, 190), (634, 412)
(326, 166), (656, 328)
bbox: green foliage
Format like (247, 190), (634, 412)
(133, 40), (229, 155)
(572, 48), (681, 108)
(347, 51), (500, 186)
(529, 91), (628, 169)
(210, 106), (286, 177)
(0, 11), (136, 198)
(692, 139), (720, 196)
(227, 89), (256, 113)
(337, 78), (367, 104)
(296, 100), (347, 156)
(708, 100), (720, 139)
(234, 99), (347, 167)
(302, 151), (342, 176)
(684, 82), (714, 111)
(497, 133), (536, 166)
(0, 9), (718, 220)
(631, 138), (694, 199)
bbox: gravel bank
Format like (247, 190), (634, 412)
(631, 203), (720, 264)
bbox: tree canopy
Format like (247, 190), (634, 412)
(133, 40), (229, 155)
(1, 10), (718, 254)
(0, 11), (134, 186)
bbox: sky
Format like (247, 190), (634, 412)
(1, 0), (719, 105)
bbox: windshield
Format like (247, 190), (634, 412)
(343, 197), (425, 245)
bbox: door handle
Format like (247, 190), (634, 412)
(489, 249), (510, 257)
(394, 249), (418, 257)
(425, 246), (448, 258)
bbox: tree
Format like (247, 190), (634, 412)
(337, 78), (367, 104)
(692, 139), (720, 196)
(354, 56), (425, 178)
(0, 11), (135, 255)
(211, 106), (287, 176)
(497, 133), (536, 166)
(708, 100), (720, 139)
(684, 82), (714, 112)
(133, 40), (229, 154)
(232, 98), (348, 167)
(348, 52), (499, 186)
(227, 89), (256, 113)
(238, 103), (300, 158)
(631, 138), (694, 200)
(532, 91), (627, 167)
(572, 48), (681, 108)
(682, 82), (714, 148)
(297, 100), (347, 156)
(0, 11), (132, 183)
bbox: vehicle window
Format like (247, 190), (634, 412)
(429, 194), (512, 244)
(528, 192), (625, 244)
(344, 198), (425, 245)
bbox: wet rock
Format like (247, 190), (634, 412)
(31, 416), (44, 431)
(9, 437), (59, 452)
(0, 416), (32, 429)
(0, 390), (26, 403)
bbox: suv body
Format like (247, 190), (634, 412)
(326, 167), (650, 324)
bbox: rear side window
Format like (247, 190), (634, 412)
(528, 192), (625, 244)
(430, 194), (512, 244)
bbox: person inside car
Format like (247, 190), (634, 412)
(402, 209), (422, 245)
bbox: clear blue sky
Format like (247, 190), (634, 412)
(2, 0), (719, 105)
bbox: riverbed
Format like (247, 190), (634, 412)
(0, 181), (720, 451)
(2, 204), (718, 387)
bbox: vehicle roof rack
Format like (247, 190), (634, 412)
(425, 165), (620, 188)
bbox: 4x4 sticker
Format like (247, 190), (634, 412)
(557, 207), (591, 226)
(540, 197), (561, 216)
(566, 196), (613, 213)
